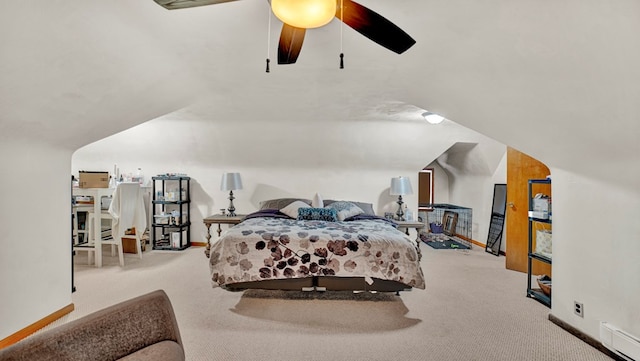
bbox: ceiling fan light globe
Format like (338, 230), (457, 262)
(271, 0), (336, 29)
(422, 112), (445, 124)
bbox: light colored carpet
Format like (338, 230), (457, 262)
(51, 243), (612, 361)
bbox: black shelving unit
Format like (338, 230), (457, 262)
(526, 178), (552, 307)
(152, 175), (191, 250)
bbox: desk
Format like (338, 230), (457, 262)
(396, 220), (425, 260)
(72, 187), (114, 267)
(73, 186), (152, 267)
(203, 214), (245, 258)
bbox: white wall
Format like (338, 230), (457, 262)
(0, 139), (73, 340)
(72, 116), (506, 247)
(434, 143), (507, 243)
(550, 168), (640, 338)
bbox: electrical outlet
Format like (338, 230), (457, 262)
(574, 301), (584, 317)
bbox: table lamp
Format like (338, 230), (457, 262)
(220, 173), (243, 217)
(390, 176), (413, 221)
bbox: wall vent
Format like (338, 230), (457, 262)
(600, 322), (640, 361)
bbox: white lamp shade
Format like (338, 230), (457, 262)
(220, 173), (243, 191)
(390, 176), (413, 195)
(271, 0), (336, 29)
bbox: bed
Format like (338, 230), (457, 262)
(207, 198), (425, 293)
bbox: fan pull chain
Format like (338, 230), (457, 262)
(266, 6), (272, 73)
(339, 0), (344, 69)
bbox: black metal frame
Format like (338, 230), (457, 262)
(526, 179), (552, 307)
(152, 176), (191, 251)
(485, 183), (507, 256)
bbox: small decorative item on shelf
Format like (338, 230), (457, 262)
(537, 275), (552, 296)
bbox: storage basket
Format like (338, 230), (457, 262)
(429, 222), (443, 234)
(535, 229), (552, 258)
(537, 275), (552, 296)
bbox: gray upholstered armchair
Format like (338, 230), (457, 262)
(0, 290), (184, 361)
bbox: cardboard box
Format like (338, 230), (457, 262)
(122, 236), (138, 254)
(122, 236), (147, 254)
(122, 228), (148, 254)
(79, 171), (109, 188)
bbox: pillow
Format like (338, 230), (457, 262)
(323, 199), (375, 216)
(259, 198), (311, 210)
(325, 201), (364, 221)
(280, 200), (311, 219)
(312, 192), (324, 208)
(297, 207), (338, 222)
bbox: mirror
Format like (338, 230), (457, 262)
(485, 184), (507, 256)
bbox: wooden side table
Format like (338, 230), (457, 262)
(203, 214), (245, 258)
(396, 220), (425, 260)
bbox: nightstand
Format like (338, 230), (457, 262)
(396, 220), (425, 259)
(203, 214), (245, 258)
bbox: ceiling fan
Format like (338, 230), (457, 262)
(153, 0), (416, 65)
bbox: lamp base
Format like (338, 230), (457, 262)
(395, 196), (405, 221)
(227, 190), (236, 217)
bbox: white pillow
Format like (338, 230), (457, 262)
(325, 201), (364, 221)
(312, 192), (324, 208)
(280, 200), (311, 219)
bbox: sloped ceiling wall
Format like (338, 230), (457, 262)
(2, 0), (638, 182)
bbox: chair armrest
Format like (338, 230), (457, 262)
(0, 290), (183, 361)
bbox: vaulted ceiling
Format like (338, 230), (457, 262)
(1, 1), (639, 188)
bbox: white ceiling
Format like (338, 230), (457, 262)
(1, 0), (639, 187)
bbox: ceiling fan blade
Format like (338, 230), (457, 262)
(153, 0), (238, 10)
(278, 24), (306, 64)
(336, 0), (416, 54)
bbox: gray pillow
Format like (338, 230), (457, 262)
(323, 199), (375, 216)
(259, 198), (312, 210)
(325, 201), (364, 221)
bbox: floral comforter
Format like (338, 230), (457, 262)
(209, 215), (425, 290)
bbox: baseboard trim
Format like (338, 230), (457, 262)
(548, 313), (624, 361)
(0, 303), (75, 350)
(469, 239), (485, 248)
(191, 242), (207, 247)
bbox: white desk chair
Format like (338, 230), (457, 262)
(106, 183), (147, 266)
(74, 206), (114, 265)
(87, 210), (114, 258)
(72, 205), (96, 265)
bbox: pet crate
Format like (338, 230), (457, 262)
(419, 204), (473, 249)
